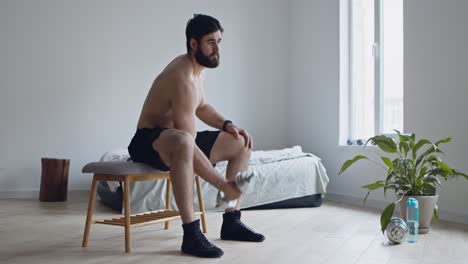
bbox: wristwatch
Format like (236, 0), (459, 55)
(222, 120), (233, 131)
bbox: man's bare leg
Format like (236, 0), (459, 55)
(208, 132), (265, 242)
(209, 132), (251, 211)
(192, 144), (243, 201)
(153, 130), (197, 224)
(154, 129), (226, 258)
(154, 129), (241, 223)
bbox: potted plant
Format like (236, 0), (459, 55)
(339, 130), (468, 234)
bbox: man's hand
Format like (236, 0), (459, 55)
(225, 123), (253, 149)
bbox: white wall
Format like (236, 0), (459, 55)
(289, 0), (468, 224)
(404, 0), (468, 223)
(0, 0), (289, 195)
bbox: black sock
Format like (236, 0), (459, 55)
(220, 210), (265, 242)
(181, 219), (224, 258)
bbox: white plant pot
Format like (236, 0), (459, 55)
(399, 195), (439, 234)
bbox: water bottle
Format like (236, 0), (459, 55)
(406, 197), (419, 243)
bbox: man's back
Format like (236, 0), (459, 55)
(137, 55), (202, 130)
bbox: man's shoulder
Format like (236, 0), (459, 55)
(153, 75), (193, 100)
(157, 69), (192, 88)
(155, 56), (196, 93)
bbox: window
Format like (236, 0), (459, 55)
(340, 0), (403, 145)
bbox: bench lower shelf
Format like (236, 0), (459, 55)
(93, 209), (203, 228)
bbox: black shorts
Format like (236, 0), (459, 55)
(127, 128), (221, 171)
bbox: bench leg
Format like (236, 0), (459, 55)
(164, 178), (171, 230)
(82, 175), (98, 247)
(195, 176), (207, 233)
(123, 178), (131, 253)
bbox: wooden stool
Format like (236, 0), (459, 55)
(81, 161), (207, 253)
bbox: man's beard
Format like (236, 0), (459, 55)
(195, 49), (220, 68)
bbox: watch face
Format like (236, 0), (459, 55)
(223, 120), (232, 131)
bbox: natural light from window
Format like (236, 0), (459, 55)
(382, 0), (403, 134)
(341, 0), (403, 145)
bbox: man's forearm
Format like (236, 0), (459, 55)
(197, 104), (226, 130)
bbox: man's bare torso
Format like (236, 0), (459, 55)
(137, 55), (204, 131)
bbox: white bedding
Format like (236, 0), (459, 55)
(99, 146), (329, 214)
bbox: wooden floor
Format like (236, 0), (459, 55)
(1, 194), (467, 264)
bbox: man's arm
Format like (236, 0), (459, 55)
(172, 82), (198, 138)
(196, 100), (226, 130)
(196, 96), (253, 149)
(195, 79), (226, 129)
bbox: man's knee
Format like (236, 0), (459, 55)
(172, 131), (194, 152)
(232, 135), (250, 156)
(157, 130), (194, 159)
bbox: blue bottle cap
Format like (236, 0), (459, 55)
(407, 197), (418, 208)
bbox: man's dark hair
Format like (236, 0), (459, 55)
(186, 14), (224, 52)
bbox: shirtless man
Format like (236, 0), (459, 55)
(128, 14), (264, 258)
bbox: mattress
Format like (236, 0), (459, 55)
(96, 146), (329, 214)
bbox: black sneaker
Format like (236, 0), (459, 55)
(220, 210), (265, 242)
(181, 219), (224, 258)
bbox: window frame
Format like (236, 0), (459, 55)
(340, 0), (402, 146)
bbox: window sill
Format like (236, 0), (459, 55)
(336, 144), (378, 152)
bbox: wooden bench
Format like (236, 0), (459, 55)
(81, 161), (207, 253)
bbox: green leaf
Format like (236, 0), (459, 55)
(408, 136), (415, 150)
(372, 135), (397, 153)
(381, 157), (394, 170)
(399, 141), (410, 157)
(398, 134), (411, 143)
(434, 205), (439, 221)
(414, 139), (431, 154)
(361, 181), (386, 190)
(364, 137), (374, 147)
(418, 166), (428, 179)
(423, 175), (441, 186)
(339, 155), (368, 174)
(428, 168), (450, 180)
(426, 155), (438, 163)
(435, 137), (452, 146)
(422, 184), (436, 196)
(436, 161), (454, 175)
(416, 145), (443, 167)
(384, 172), (396, 197)
(380, 203), (395, 234)
(453, 169), (468, 180)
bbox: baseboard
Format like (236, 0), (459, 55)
(0, 189), (89, 199)
(325, 192), (468, 225)
(0, 190), (39, 199)
(439, 210), (468, 226)
(325, 192), (389, 209)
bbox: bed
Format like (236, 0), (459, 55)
(96, 146), (329, 214)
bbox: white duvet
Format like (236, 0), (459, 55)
(99, 146), (329, 214)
